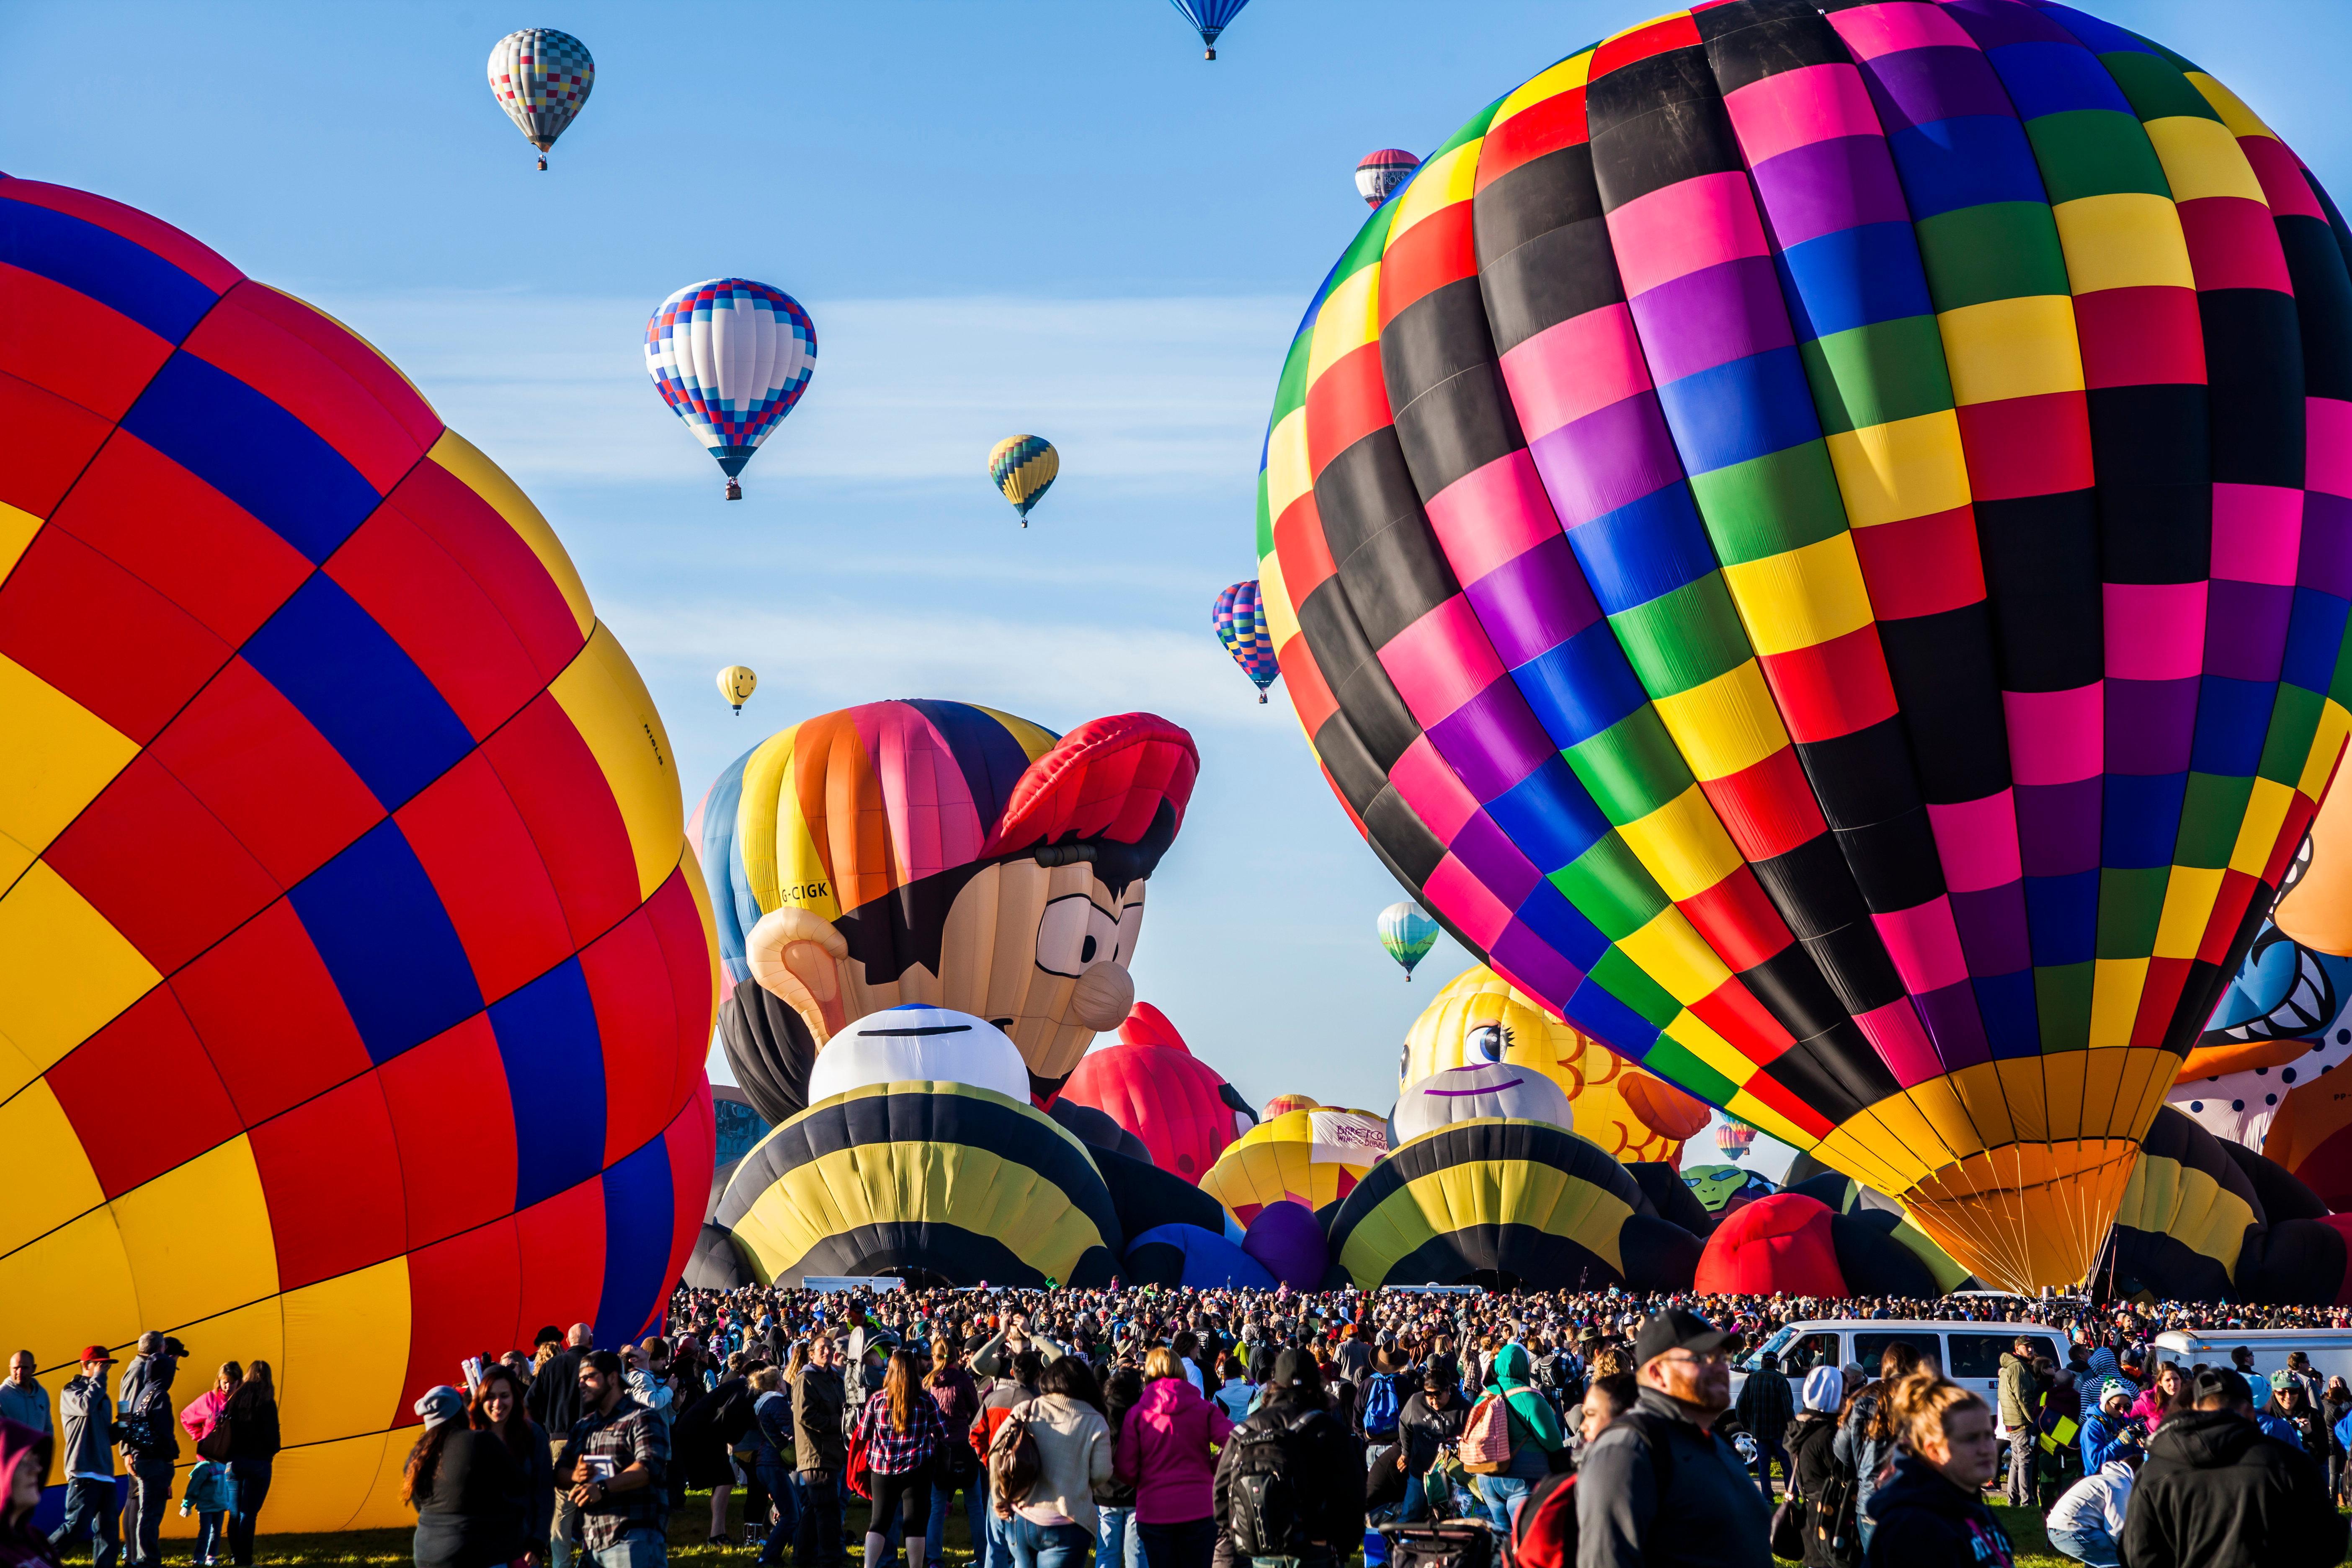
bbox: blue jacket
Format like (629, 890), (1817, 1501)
(2256, 1411), (2303, 1449)
(2079, 1411), (2141, 1473)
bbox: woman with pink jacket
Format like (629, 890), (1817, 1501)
(1114, 1348), (1233, 1568)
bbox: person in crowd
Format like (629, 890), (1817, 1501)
(177, 1364), (240, 1568)
(1211, 1350), (1361, 1568)
(1, 1358), (48, 1441)
(2, 1416), (62, 1568)
(973, 1316), (1067, 1380)
(2043, 1452), (2135, 1568)
(744, 1367), (797, 1568)
(1115, 1347), (1232, 1568)
(855, 1349), (948, 1568)
(1470, 1343), (1567, 1530)
(2131, 1363), (2188, 1435)
(1575, 1308), (1772, 1568)
(1858, 1367), (2009, 1568)
(2119, 1366), (2346, 1568)
(789, 1336), (847, 1568)
(1098, 1365), (1146, 1568)
(2078, 1384), (2141, 1473)
(1834, 1341), (1922, 1551)
(1393, 1357), (1465, 1519)
(557, 1350), (670, 1568)
(1732, 1351), (1793, 1496)
(1001, 1354), (1113, 1568)
(971, 1349), (1044, 1568)
(2272, 1375), (2325, 1456)
(1782, 1368), (1848, 1568)
(671, 1359), (754, 1546)
(925, 1338), (983, 1568)
(530, 1325), (592, 1568)
(219, 1359), (279, 1567)
(1996, 1336), (2037, 1508)
(1210, 1358), (1251, 1426)
(49, 1347), (119, 1568)
(2323, 1374), (2352, 1503)
(476, 1364), (554, 1568)
(407, 1385), (524, 1568)
(114, 1335), (178, 1568)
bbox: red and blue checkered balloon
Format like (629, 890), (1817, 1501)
(0, 175), (717, 1531)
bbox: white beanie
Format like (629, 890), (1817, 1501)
(1802, 1365), (1843, 1413)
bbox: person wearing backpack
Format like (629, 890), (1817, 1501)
(1394, 1363), (1465, 1523)
(1463, 1344), (1567, 1532)
(974, 1350), (1047, 1568)
(1117, 1349), (1233, 1568)
(994, 1357), (1113, 1568)
(1575, 1308), (1771, 1568)
(1213, 1350), (1364, 1568)
(1783, 1369), (1851, 1568)
(1362, 1367), (1402, 1451)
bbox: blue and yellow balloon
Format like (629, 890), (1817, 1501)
(989, 435), (1058, 527)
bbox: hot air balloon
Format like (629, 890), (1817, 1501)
(1356, 149), (1420, 209)
(692, 701), (1198, 1108)
(1693, 1191), (1941, 1298)
(487, 28), (594, 170)
(1253, 0), (2352, 1291)
(1379, 901), (1438, 981)
(1198, 1106), (1388, 1227)
(1212, 580), (1280, 702)
(1168, 0), (1250, 60)
(0, 175), (715, 1531)
(645, 280), (816, 500)
(1329, 1118), (1701, 1290)
(1391, 1063), (1573, 1144)
(716, 1071), (1122, 1289)
(717, 665), (757, 715)
(1400, 966), (1711, 1163)
(988, 435), (1058, 527)
(1261, 1093), (1320, 1119)
(1125, 1225), (1275, 1290)
(1715, 1118), (1758, 1162)
(1059, 1003), (1256, 1179)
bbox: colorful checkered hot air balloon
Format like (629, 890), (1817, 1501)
(1212, 580), (1280, 702)
(0, 176), (715, 1530)
(1253, 0), (2352, 1291)
(1357, 150), (1421, 209)
(645, 280), (817, 500)
(486, 28), (594, 171)
(989, 435), (1059, 527)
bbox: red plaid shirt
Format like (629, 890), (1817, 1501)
(856, 1387), (949, 1474)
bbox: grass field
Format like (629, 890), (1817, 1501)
(101, 1494), (2116, 1568)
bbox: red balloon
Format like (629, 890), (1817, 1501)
(1694, 1194), (1845, 1297)
(1060, 1003), (1248, 1179)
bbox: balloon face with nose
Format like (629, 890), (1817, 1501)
(746, 846), (1148, 1101)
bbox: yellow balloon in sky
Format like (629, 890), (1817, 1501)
(716, 665), (758, 715)
(1400, 967), (1710, 1166)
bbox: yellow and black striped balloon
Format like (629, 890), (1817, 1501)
(1327, 1118), (1698, 1291)
(988, 434), (1058, 526)
(716, 1078), (1120, 1287)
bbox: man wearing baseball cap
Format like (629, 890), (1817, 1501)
(50, 1346), (122, 1568)
(1574, 1309), (1772, 1568)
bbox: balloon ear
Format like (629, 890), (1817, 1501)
(746, 906), (851, 1044)
(1071, 962), (1136, 1032)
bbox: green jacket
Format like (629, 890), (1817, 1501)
(1998, 1352), (2035, 1429)
(1482, 1344), (1566, 1451)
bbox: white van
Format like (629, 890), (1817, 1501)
(1732, 1319), (2066, 1416)
(2149, 1328), (2352, 1392)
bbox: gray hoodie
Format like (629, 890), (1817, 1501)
(57, 1373), (118, 1480)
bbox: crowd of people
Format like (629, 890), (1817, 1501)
(6, 1283), (2352, 1568)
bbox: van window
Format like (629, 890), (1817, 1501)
(1778, 1332), (1842, 1378)
(1947, 1333), (2058, 1379)
(1854, 1334), (1939, 1378)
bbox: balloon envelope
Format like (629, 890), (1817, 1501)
(645, 280), (816, 488)
(1241, 1200), (1328, 1290)
(0, 175), (714, 1531)
(1379, 901), (1438, 979)
(1060, 1003), (1250, 1179)
(717, 665), (757, 714)
(1254, 0), (2352, 1289)
(1392, 1063), (1572, 1143)
(1213, 580), (1281, 700)
(1198, 1106), (1387, 1226)
(805, 1006), (1032, 1106)
(989, 435), (1058, 523)
(1124, 1224), (1274, 1289)
(1356, 149), (1420, 208)
(487, 28), (593, 162)
(1168, 0), (1250, 57)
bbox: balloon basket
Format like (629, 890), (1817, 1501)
(1258, 693), (1267, 704)
(536, 156), (548, 171)
(1205, 47), (1216, 59)
(725, 479), (743, 501)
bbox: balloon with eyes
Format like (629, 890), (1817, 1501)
(694, 701), (1198, 1118)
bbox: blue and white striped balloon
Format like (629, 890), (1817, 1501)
(644, 278), (817, 499)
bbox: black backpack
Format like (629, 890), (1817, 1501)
(1225, 1406), (1323, 1558)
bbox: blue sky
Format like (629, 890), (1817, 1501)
(8, 0), (2349, 1166)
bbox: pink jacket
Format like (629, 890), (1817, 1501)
(180, 1389), (226, 1443)
(1114, 1376), (1234, 1524)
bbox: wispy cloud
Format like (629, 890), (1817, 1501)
(307, 286), (1296, 490)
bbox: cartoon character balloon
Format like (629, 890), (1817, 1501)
(694, 701), (1198, 1109)
(1356, 149), (1420, 209)
(1212, 580), (1281, 702)
(1253, 0), (2352, 1289)
(1400, 967), (1710, 1163)
(486, 28), (593, 170)
(645, 280), (817, 500)
(717, 665), (757, 716)
(1058, 1003), (1257, 1179)
(0, 177), (715, 1530)
(988, 435), (1058, 527)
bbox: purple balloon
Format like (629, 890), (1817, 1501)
(1242, 1200), (1328, 1291)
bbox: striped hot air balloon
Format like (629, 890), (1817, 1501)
(989, 435), (1058, 526)
(1213, 580), (1281, 701)
(1251, 0), (2352, 1291)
